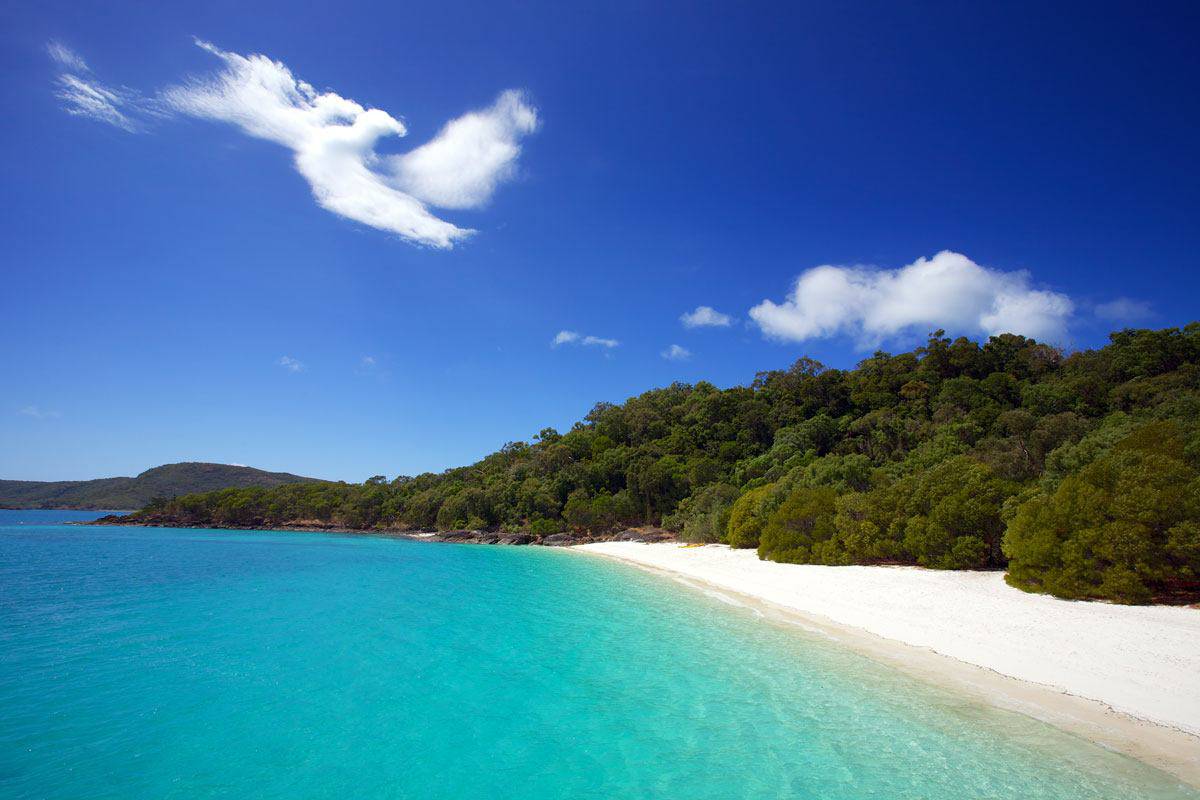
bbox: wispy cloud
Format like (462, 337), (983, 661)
(355, 355), (387, 377)
(48, 42), (151, 133)
(661, 344), (691, 361)
(19, 405), (61, 419)
(552, 330), (619, 349)
(277, 355), (306, 373)
(1094, 297), (1153, 324)
(46, 39), (537, 248)
(161, 40), (537, 248)
(47, 41), (89, 72)
(750, 251), (1074, 347)
(680, 306), (733, 328)
(54, 74), (142, 132)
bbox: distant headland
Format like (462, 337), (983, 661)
(0, 462), (321, 511)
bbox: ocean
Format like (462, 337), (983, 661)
(1, 510), (1195, 799)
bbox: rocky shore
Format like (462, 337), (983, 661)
(86, 513), (675, 547)
(427, 528), (675, 546)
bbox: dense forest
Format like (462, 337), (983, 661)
(1, 462), (319, 509)
(115, 325), (1200, 604)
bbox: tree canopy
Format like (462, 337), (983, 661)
(125, 324), (1200, 604)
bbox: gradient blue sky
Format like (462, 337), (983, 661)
(3, 0), (1198, 482)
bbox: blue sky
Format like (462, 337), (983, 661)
(2, 0), (1198, 482)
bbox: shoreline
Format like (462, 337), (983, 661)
(575, 541), (1200, 788)
(77, 517), (674, 547)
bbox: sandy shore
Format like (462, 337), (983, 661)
(576, 541), (1200, 785)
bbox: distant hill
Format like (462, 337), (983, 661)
(0, 462), (323, 510)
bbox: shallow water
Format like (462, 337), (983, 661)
(1, 510), (1196, 799)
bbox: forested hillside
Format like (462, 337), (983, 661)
(116, 326), (1200, 604)
(1, 462), (319, 509)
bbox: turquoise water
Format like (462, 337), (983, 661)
(1, 511), (1196, 799)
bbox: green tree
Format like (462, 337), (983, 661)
(1004, 422), (1200, 603)
(898, 456), (1016, 569)
(758, 487), (839, 563)
(726, 484), (782, 549)
(665, 483), (739, 543)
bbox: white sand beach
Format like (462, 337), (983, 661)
(577, 541), (1200, 784)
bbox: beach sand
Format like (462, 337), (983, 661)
(576, 541), (1200, 786)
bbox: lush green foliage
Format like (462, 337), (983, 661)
(0, 463), (319, 510)
(724, 484), (778, 549)
(758, 487), (839, 563)
(1004, 421), (1200, 603)
(128, 325), (1200, 603)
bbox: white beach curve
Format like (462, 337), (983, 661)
(576, 542), (1200, 739)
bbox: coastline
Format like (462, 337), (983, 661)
(575, 541), (1200, 788)
(80, 517), (673, 546)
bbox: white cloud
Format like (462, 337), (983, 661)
(552, 330), (619, 349)
(46, 40), (534, 247)
(55, 74), (140, 132)
(661, 344), (691, 361)
(277, 355), (306, 373)
(162, 40), (537, 248)
(19, 405), (61, 419)
(47, 36), (152, 135)
(680, 306), (733, 328)
(1094, 297), (1153, 323)
(48, 41), (170, 133)
(749, 250), (1074, 347)
(355, 354), (383, 376)
(47, 41), (89, 72)
(354, 354), (389, 378)
(392, 90), (539, 209)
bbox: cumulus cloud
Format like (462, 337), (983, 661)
(552, 330), (619, 349)
(19, 405), (61, 419)
(1094, 297), (1153, 324)
(162, 40), (536, 248)
(277, 355), (306, 372)
(749, 251), (1074, 347)
(661, 344), (691, 361)
(680, 306), (733, 328)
